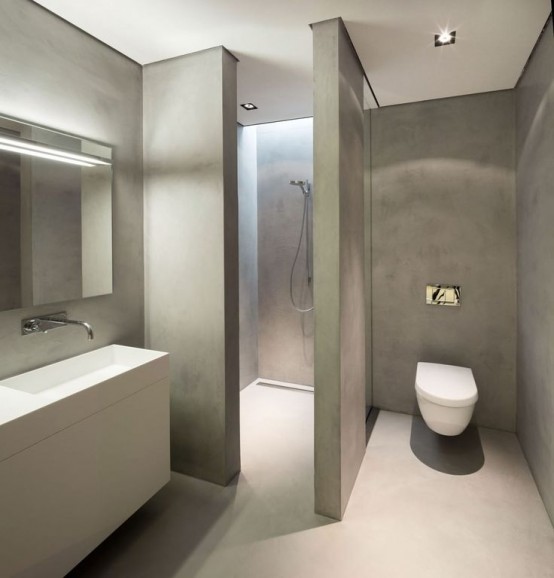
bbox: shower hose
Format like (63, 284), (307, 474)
(289, 190), (314, 313)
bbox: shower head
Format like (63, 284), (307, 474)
(289, 179), (311, 197)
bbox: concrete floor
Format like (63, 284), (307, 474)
(70, 384), (554, 578)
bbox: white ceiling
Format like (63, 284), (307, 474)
(33, 0), (551, 126)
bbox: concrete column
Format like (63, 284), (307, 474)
(144, 47), (240, 485)
(312, 18), (366, 520)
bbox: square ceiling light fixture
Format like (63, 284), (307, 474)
(240, 103), (258, 111)
(435, 30), (456, 47)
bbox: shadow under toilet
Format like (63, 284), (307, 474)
(410, 415), (484, 475)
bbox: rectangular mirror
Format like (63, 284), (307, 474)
(0, 115), (113, 312)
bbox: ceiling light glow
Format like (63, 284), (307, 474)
(435, 30), (456, 47)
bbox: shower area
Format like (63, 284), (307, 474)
(238, 118), (314, 390)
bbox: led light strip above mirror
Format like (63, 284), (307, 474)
(0, 134), (112, 167)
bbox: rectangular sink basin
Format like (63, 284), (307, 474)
(0, 345), (169, 463)
(1, 345), (165, 401)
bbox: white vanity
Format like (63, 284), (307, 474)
(0, 345), (170, 578)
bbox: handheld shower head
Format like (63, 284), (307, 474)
(289, 179), (311, 197)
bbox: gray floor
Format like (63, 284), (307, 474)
(70, 384), (554, 578)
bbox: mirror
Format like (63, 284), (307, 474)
(0, 115), (112, 312)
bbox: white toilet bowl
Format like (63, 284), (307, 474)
(415, 362), (478, 436)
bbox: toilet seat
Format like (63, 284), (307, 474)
(416, 362), (478, 408)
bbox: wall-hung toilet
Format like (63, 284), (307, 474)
(415, 362), (478, 436)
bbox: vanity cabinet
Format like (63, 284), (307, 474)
(0, 345), (170, 577)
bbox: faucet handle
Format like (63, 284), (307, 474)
(21, 312), (66, 336)
(21, 319), (40, 335)
(22, 319), (40, 335)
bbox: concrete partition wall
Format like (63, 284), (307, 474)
(516, 18), (554, 523)
(364, 110), (373, 408)
(312, 18), (366, 520)
(144, 47), (240, 485)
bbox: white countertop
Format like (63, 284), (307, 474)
(0, 345), (169, 462)
(0, 387), (47, 427)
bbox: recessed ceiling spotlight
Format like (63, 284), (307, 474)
(240, 103), (258, 111)
(435, 30), (456, 47)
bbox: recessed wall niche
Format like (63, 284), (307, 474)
(0, 115), (113, 312)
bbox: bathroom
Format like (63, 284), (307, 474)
(0, 1), (553, 577)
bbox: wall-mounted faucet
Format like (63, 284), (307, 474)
(22, 312), (94, 340)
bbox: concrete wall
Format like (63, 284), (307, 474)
(364, 110), (372, 408)
(516, 18), (554, 523)
(257, 118), (314, 386)
(371, 91), (517, 432)
(313, 18), (366, 520)
(144, 47), (240, 485)
(238, 125), (259, 389)
(0, 0), (144, 379)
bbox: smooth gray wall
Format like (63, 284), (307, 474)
(371, 91), (517, 432)
(364, 110), (372, 408)
(516, 18), (554, 523)
(238, 125), (259, 389)
(313, 18), (366, 520)
(257, 118), (314, 386)
(144, 47), (240, 486)
(0, 0), (144, 378)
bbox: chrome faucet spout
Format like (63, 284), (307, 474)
(62, 319), (94, 340)
(22, 312), (94, 340)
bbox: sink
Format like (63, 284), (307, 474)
(0, 344), (170, 578)
(0, 344), (166, 401)
(0, 344), (169, 462)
